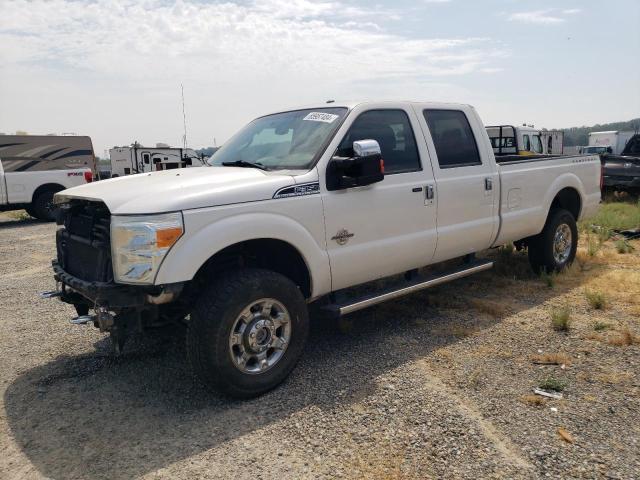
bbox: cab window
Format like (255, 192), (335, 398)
(337, 110), (421, 174)
(423, 109), (481, 168)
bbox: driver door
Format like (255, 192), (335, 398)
(321, 106), (438, 291)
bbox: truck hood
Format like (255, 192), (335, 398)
(56, 167), (296, 214)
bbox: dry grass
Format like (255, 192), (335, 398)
(540, 269), (556, 288)
(608, 328), (639, 347)
(532, 352), (571, 366)
(550, 307), (571, 332)
(615, 239), (634, 254)
(520, 394), (546, 407)
(577, 370), (633, 385)
(593, 321), (611, 332)
(592, 371), (633, 385)
(8, 210), (31, 221)
(557, 427), (575, 444)
(584, 332), (603, 342)
(586, 234), (601, 257)
(585, 289), (607, 310)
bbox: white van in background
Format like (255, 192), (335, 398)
(0, 135), (95, 220)
(109, 143), (206, 177)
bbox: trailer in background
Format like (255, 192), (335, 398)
(0, 135), (95, 220)
(0, 135), (96, 174)
(109, 143), (206, 177)
(588, 131), (635, 155)
(486, 125), (544, 156)
(540, 130), (564, 155)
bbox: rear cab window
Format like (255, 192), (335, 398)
(422, 109), (482, 168)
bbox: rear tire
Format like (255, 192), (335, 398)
(187, 268), (309, 398)
(31, 189), (59, 221)
(528, 208), (578, 274)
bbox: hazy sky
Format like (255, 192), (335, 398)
(1, 0), (639, 156)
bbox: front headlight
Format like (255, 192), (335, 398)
(111, 212), (184, 284)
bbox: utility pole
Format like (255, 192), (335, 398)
(181, 84), (188, 149)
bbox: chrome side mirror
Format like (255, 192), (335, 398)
(326, 139), (384, 191)
(353, 139), (381, 157)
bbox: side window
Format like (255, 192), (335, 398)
(337, 109), (421, 174)
(423, 109), (481, 168)
(532, 135), (543, 153)
(523, 135), (531, 151)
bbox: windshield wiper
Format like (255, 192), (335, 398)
(221, 160), (268, 171)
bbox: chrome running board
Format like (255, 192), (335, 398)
(324, 259), (494, 316)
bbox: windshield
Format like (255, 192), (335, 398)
(531, 135), (543, 153)
(584, 146), (606, 154)
(208, 107), (348, 170)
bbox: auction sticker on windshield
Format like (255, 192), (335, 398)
(303, 112), (339, 123)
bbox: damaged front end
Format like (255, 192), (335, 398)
(44, 199), (186, 353)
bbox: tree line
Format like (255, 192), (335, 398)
(554, 118), (640, 146)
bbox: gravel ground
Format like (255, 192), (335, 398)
(1, 211), (639, 480)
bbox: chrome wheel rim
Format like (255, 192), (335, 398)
(228, 298), (291, 374)
(553, 224), (572, 264)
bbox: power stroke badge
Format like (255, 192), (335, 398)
(331, 229), (354, 245)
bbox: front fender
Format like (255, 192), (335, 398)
(155, 210), (331, 298)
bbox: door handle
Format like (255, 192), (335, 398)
(425, 185), (434, 200)
(485, 178), (493, 191)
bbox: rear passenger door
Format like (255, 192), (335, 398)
(416, 106), (499, 262)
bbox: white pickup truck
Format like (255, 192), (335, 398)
(47, 101), (601, 397)
(1, 135), (95, 220)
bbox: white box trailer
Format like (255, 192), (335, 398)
(109, 144), (206, 177)
(588, 131), (635, 155)
(540, 130), (564, 155)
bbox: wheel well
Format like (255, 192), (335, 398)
(550, 187), (581, 220)
(192, 239), (312, 298)
(32, 183), (65, 203)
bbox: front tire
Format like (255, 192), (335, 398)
(528, 208), (578, 274)
(187, 268), (309, 398)
(31, 189), (59, 221)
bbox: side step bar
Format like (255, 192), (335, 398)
(324, 259), (494, 317)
